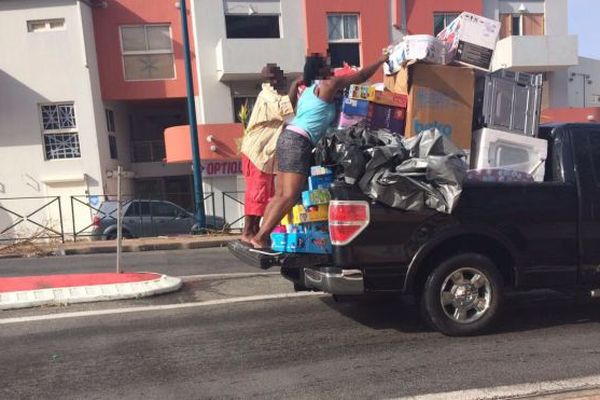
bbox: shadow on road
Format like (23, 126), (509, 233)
(319, 290), (600, 335)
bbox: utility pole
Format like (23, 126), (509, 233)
(178, 0), (206, 231)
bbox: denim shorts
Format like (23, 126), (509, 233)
(276, 129), (313, 176)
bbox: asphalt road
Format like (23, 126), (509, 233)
(3, 282), (600, 399)
(0, 248), (269, 277)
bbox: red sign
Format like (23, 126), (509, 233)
(201, 160), (242, 177)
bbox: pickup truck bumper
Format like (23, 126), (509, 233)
(302, 267), (364, 295)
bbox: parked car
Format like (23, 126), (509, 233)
(91, 199), (225, 240)
(230, 123), (600, 336)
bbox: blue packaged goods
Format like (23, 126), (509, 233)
(308, 173), (334, 190)
(271, 233), (287, 252)
(286, 231), (332, 254)
(301, 189), (331, 208)
(310, 166), (333, 176)
(342, 97), (369, 117)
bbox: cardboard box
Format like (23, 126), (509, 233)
(342, 97), (369, 117)
(367, 87), (408, 108)
(437, 12), (501, 71)
(286, 231), (332, 254)
(271, 233), (287, 252)
(348, 84), (370, 100)
(367, 103), (406, 134)
(302, 189), (331, 208)
(338, 112), (365, 128)
(308, 173), (334, 190)
(281, 204), (329, 225)
(384, 63), (475, 149)
(310, 166), (333, 176)
(384, 35), (446, 75)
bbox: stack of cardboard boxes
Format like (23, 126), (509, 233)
(271, 167), (334, 254)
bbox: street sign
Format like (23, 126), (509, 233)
(201, 160), (242, 177)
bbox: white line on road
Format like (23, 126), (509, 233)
(178, 272), (280, 281)
(0, 291), (324, 325)
(392, 374), (600, 400)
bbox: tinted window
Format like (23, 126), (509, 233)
(225, 15), (280, 38)
(153, 202), (179, 218)
(587, 131), (600, 183)
(140, 201), (151, 216)
(125, 201), (139, 217)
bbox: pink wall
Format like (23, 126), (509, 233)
(397, 0), (483, 35)
(93, 0), (198, 101)
(303, 0), (390, 81)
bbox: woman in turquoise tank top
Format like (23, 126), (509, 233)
(249, 52), (389, 249)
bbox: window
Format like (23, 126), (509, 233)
(120, 24), (175, 81)
(500, 14), (544, 39)
(126, 201), (152, 217)
(433, 13), (460, 36)
(105, 109), (115, 133)
(152, 202), (180, 218)
(27, 19), (65, 32)
(327, 14), (360, 68)
(40, 103), (81, 160)
(233, 96), (257, 123)
(109, 135), (118, 160)
(225, 15), (280, 38)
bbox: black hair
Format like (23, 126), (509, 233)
(303, 54), (327, 87)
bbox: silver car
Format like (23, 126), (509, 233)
(91, 199), (224, 240)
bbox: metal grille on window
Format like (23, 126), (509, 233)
(40, 103), (80, 160)
(44, 133), (81, 159)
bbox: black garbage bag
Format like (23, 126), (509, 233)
(315, 125), (466, 214)
(359, 129), (467, 214)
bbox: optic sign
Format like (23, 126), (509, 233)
(200, 160), (242, 177)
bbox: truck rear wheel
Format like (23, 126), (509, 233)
(420, 253), (504, 336)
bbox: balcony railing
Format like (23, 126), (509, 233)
(131, 140), (166, 163)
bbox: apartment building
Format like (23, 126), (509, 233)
(0, 0), (590, 238)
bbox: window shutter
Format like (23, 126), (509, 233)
(499, 14), (512, 39)
(524, 14), (544, 36)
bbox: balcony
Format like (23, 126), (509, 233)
(215, 38), (305, 81)
(491, 35), (578, 72)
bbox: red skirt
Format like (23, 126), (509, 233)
(242, 155), (275, 216)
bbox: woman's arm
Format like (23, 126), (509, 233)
(318, 52), (389, 102)
(288, 76), (303, 110)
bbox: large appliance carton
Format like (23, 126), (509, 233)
(437, 12), (501, 71)
(384, 63), (475, 149)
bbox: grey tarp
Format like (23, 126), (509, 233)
(314, 125), (467, 214)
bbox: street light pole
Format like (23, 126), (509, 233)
(179, 0), (206, 230)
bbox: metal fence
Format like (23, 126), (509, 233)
(0, 191), (246, 242)
(0, 196), (65, 243)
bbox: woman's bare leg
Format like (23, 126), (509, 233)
(250, 172), (305, 249)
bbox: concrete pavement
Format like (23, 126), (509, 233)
(3, 284), (600, 399)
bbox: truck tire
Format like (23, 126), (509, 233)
(420, 253), (504, 336)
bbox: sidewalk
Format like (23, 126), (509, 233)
(0, 234), (240, 259)
(0, 272), (182, 310)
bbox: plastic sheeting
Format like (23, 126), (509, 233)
(315, 124), (467, 213)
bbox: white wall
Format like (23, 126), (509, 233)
(0, 0), (106, 239)
(567, 57), (600, 108)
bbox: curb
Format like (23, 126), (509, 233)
(0, 274), (183, 310)
(0, 238), (235, 259)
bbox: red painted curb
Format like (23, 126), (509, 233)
(0, 273), (161, 293)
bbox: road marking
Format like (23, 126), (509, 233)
(0, 291), (324, 325)
(178, 272), (280, 281)
(391, 374), (600, 400)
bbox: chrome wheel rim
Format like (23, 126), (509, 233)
(440, 267), (492, 324)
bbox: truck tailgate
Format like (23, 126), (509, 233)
(227, 240), (331, 270)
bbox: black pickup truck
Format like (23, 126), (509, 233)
(229, 123), (600, 336)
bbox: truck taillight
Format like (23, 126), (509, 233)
(92, 216), (101, 227)
(329, 201), (370, 246)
